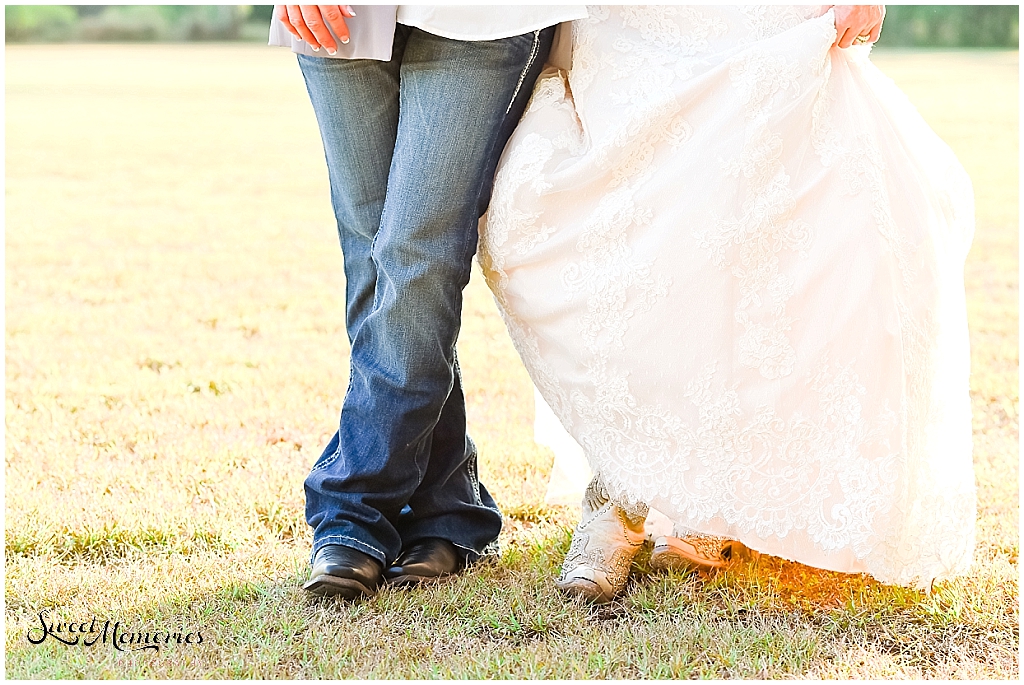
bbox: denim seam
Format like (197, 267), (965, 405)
(466, 430), (499, 516)
(313, 533), (386, 561)
(505, 30), (542, 115)
(467, 448), (484, 508)
(451, 356), (483, 512)
(312, 346), (360, 475)
(458, 537), (502, 558)
(310, 441), (343, 473)
(458, 433), (500, 559)
(468, 448), (501, 519)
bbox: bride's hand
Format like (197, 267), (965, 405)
(277, 5), (355, 55)
(830, 5), (885, 48)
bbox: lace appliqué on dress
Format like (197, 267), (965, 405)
(695, 49), (811, 380)
(480, 6), (975, 590)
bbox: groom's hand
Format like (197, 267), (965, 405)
(278, 5), (355, 56)
(831, 5), (885, 48)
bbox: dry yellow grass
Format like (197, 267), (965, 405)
(4, 45), (1018, 678)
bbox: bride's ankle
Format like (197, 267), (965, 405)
(580, 474), (649, 529)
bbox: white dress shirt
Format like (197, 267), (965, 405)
(269, 5), (586, 61)
(395, 6), (586, 41)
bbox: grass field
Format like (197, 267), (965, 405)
(5, 45), (1018, 678)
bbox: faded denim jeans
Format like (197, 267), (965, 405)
(299, 24), (555, 566)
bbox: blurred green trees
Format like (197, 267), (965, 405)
(5, 5), (80, 42)
(5, 5), (259, 42)
(876, 5), (1019, 48)
(4, 5), (1021, 47)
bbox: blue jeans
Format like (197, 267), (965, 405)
(299, 25), (554, 566)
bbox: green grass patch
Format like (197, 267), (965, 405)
(4, 45), (1018, 678)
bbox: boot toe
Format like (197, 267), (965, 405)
(304, 544), (383, 598)
(385, 538), (463, 584)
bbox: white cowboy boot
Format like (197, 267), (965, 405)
(555, 475), (648, 604)
(650, 526), (745, 574)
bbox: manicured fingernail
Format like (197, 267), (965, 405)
(326, 48), (337, 55)
(340, 37), (349, 44)
(312, 46), (319, 51)
(345, 6), (356, 16)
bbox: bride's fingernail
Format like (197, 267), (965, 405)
(312, 45), (320, 51)
(326, 48), (337, 55)
(340, 37), (350, 44)
(345, 6), (356, 16)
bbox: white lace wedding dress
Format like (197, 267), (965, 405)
(479, 6), (977, 589)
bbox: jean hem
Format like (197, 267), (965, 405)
(310, 534), (387, 566)
(452, 539), (501, 564)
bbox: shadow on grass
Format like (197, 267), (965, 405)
(5, 524), (1015, 678)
